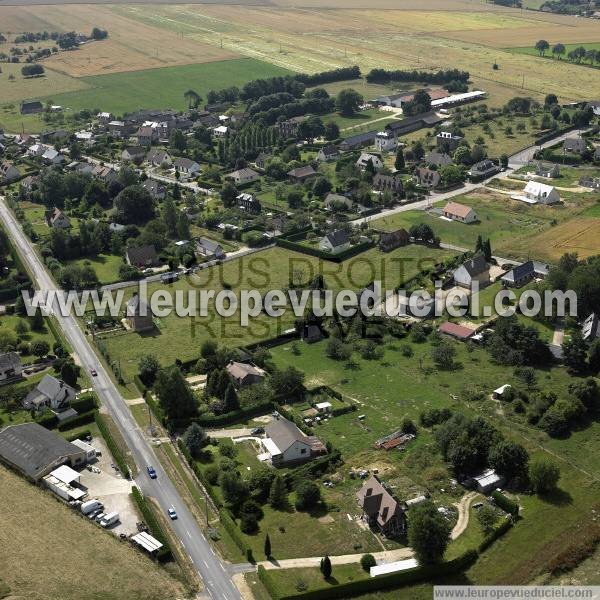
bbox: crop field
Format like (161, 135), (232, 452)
(98, 245), (453, 382)
(0, 465), (186, 600)
(508, 217), (600, 262)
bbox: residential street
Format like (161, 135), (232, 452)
(0, 197), (242, 600)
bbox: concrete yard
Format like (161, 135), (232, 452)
(77, 435), (137, 536)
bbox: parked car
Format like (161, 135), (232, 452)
(88, 509), (102, 520)
(147, 465), (157, 479)
(250, 427), (264, 435)
(94, 512), (106, 523)
(168, 506), (177, 520)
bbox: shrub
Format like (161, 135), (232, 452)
(361, 553), (376, 571)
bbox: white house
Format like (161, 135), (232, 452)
(226, 167), (260, 185)
(512, 181), (560, 205)
(375, 131), (397, 152)
(582, 313), (600, 341)
(173, 157), (200, 178)
(319, 229), (350, 254)
(47, 208), (71, 229)
(356, 152), (383, 172)
(453, 254), (489, 289)
(213, 125), (228, 137)
(262, 416), (325, 466)
(0, 352), (23, 381)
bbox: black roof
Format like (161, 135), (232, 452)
(325, 229), (349, 247)
(340, 130), (378, 146)
(385, 111), (441, 134)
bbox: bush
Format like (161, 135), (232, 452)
(361, 553), (376, 571)
(491, 490), (518, 516)
(57, 410), (97, 431)
(294, 480), (321, 511)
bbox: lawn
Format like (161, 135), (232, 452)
(0, 313), (57, 364)
(44, 58), (292, 116)
(97, 244), (454, 383)
(324, 109), (398, 132)
(0, 465), (186, 600)
(66, 254), (125, 286)
(514, 165), (600, 188)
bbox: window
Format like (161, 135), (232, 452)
(300, 448), (306, 455)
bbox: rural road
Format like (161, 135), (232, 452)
(0, 197), (242, 600)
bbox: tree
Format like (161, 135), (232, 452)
(588, 338), (600, 374)
(220, 181), (238, 208)
(183, 422), (208, 458)
(535, 39), (549, 56)
(60, 360), (80, 387)
(270, 366), (305, 398)
(31, 308), (44, 331)
(552, 43), (565, 59)
(476, 505), (498, 535)
(529, 457), (560, 494)
(403, 89), (431, 117)
(394, 148), (405, 171)
(269, 475), (287, 509)
(264, 534), (272, 558)
(294, 480), (321, 511)
(184, 89), (201, 110)
(15, 320), (28, 336)
(138, 354), (159, 386)
(408, 502), (451, 564)
(544, 93), (558, 108)
(114, 185), (155, 225)
(361, 554), (376, 572)
(30, 340), (50, 359)
(324, 121), (339, 141)
(488, 440), (528, 480)
(223, 383), (239, 412)
(562, 331), (587, 374)
(320, 555), (332, 580)
(169, 129), (187, 152)
(312, 177), (331, 198)
(219, 470), (247, 507)
(431, 341), (456, 370)
(453, 145), (472, 166)
(154, 365), (198, 421)
(163, 198), (178, 238)
(335, 88), (363, 117)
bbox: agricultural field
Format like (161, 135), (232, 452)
(510, 42), (600, 68)
(97, 244), (454, 383)
(0, 465), (186, 600)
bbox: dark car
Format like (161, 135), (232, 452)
(147, 465), (157, 479)
(250, 427), (264, 435)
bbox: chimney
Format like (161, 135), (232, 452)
(365, 488), (372, 496)
(381, 507), (389, 520)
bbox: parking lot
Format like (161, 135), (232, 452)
(77, 435), (138, 536)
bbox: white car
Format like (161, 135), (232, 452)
(168, 506), (177, 520)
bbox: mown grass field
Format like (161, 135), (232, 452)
(98, 245), (453, 383)
(510, 42), (600, 62)
(0, 465), (186, 600)
(66, 254), (125, 286)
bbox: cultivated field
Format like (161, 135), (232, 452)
(0, 465), (186, 600)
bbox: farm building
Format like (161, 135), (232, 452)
(43, 464), (86, 501)
(439, 321), (476, 340)
(339, 131), (378, 151)
(226, 361), (266, 387)
(0, 423), (87, 481)
(262, 416), (326, 466)
(71, 439), (98, 462)
(287, 165), (317, 183)
(356, 475), (406, 538)
(443, 201), (478, 224)
(512, 181), (560, 205)
(500, 260), (549, 287)
(453, 253), (489, 289)
(472, 469), (504, 494)
(125, 294), (155, 333)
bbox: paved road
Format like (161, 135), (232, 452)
(0, 197), (241, 600)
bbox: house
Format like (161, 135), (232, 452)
(436, 131), (462, 152)
(263, 415), (325, 466)
(195, 237), (225, 259)
(20, 101), (43, 115)
(356, 152), (383, 172)
(413, 167), (440, 190)
(579, 176), (600, 190)
(534, 162), (560, 178)
(0, 160), (20, 184)
(97, 111), (113, 124)
(20, 175), (39, 196)
(373, 92), (410, 108)
(125, 294), (154, 332)
(107, 120), (134, 139)
(472, 469), (504, 494)
(356, 475), (406, 538)
(316, 145), (339, 162)
(227, 167), (260, 185)
(315, 401), (332, 414)
(136, 126), (156, 147)
(125, 244), (159, 268)
(91, 164), (118, 183)
(41, 129), (70, 144)
(501, 260), (549, 288)
(254, 152), (272, 169)
(142, 178), (166, 200)
(373, 173), (403, 196)
(374, 131), (396, 152)
(324, 193), (353, 212)
(46, 208), (71, 229)
(121, 146), (145, 162)
(442, 201), (478, 223)
(384, 112), (442, 138)
(563, 137), (587, 154)
(439, 321), (476, 340)
(43, 148), (65, 164)
(236, 192), (261, 213)
(518, 181), (560, 205)
(301, 324), (322, 343)
(23, 374), (76, 413)
(213, 125), (228, 137)
(582, 313), (600, 341)
(425, 151), (452, 168)
(287, 165), (317, 183)
(146, 148), (171, 167)
(379, 228), (409, 252)
(339, 131), (378, 152)
(278, 116), (307, 138)
(453, 253), (489, 288)
(173, 157), (200, 178)
(467, 159), (500, 181)
(0, 423), (87, 481)
(0, 352), (23, 382)
(319, 229), (350, 254)
(226, 361), (266, 387)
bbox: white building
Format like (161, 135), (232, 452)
(512, 181), (560, 205)
(375, 131), (397, 152)
(43, 464), (86, 501)
(71, 439), (98, 462)
(356, 152), (383, 171)
(262, 416), (325, 466)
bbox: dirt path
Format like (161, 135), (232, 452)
(207, 428), (254, 438)
(451, 491), (479, 541)
(552, 322), (565, 347)
(259, 547), (413, 570)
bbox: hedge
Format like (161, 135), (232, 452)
(286, 449), (342, 490)
(133, 374), (148, 395)
(176, 438), (222, 508)
(257, 550), (478, 600)
(65, 429), (91, 442)
(131, 487), (173, 562)
(491, 490), (519, 516)
(145, 392), (164, 422)
(94, 412), (130, 477)
(275, 237), (374, 263)
(168, 401), (274, 430)
(219, 507), (254, 562)
(71, 393), (97, 414)
(57, 409), (97, 431)
(36, 410), (58, 429)
(478, 518), (513, 553)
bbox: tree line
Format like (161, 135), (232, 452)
(365, 68), (470, 85)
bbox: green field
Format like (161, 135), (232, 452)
(67, 254), (125, 286)
(510, 42), (600, 66)
(41, 58), (292, 116)
(97, 245), (454, 383)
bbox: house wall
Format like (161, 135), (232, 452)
(281, 440), (312, 464)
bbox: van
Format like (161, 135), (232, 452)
(100, 512), (120, 528)
(80, 499), (103, 515)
